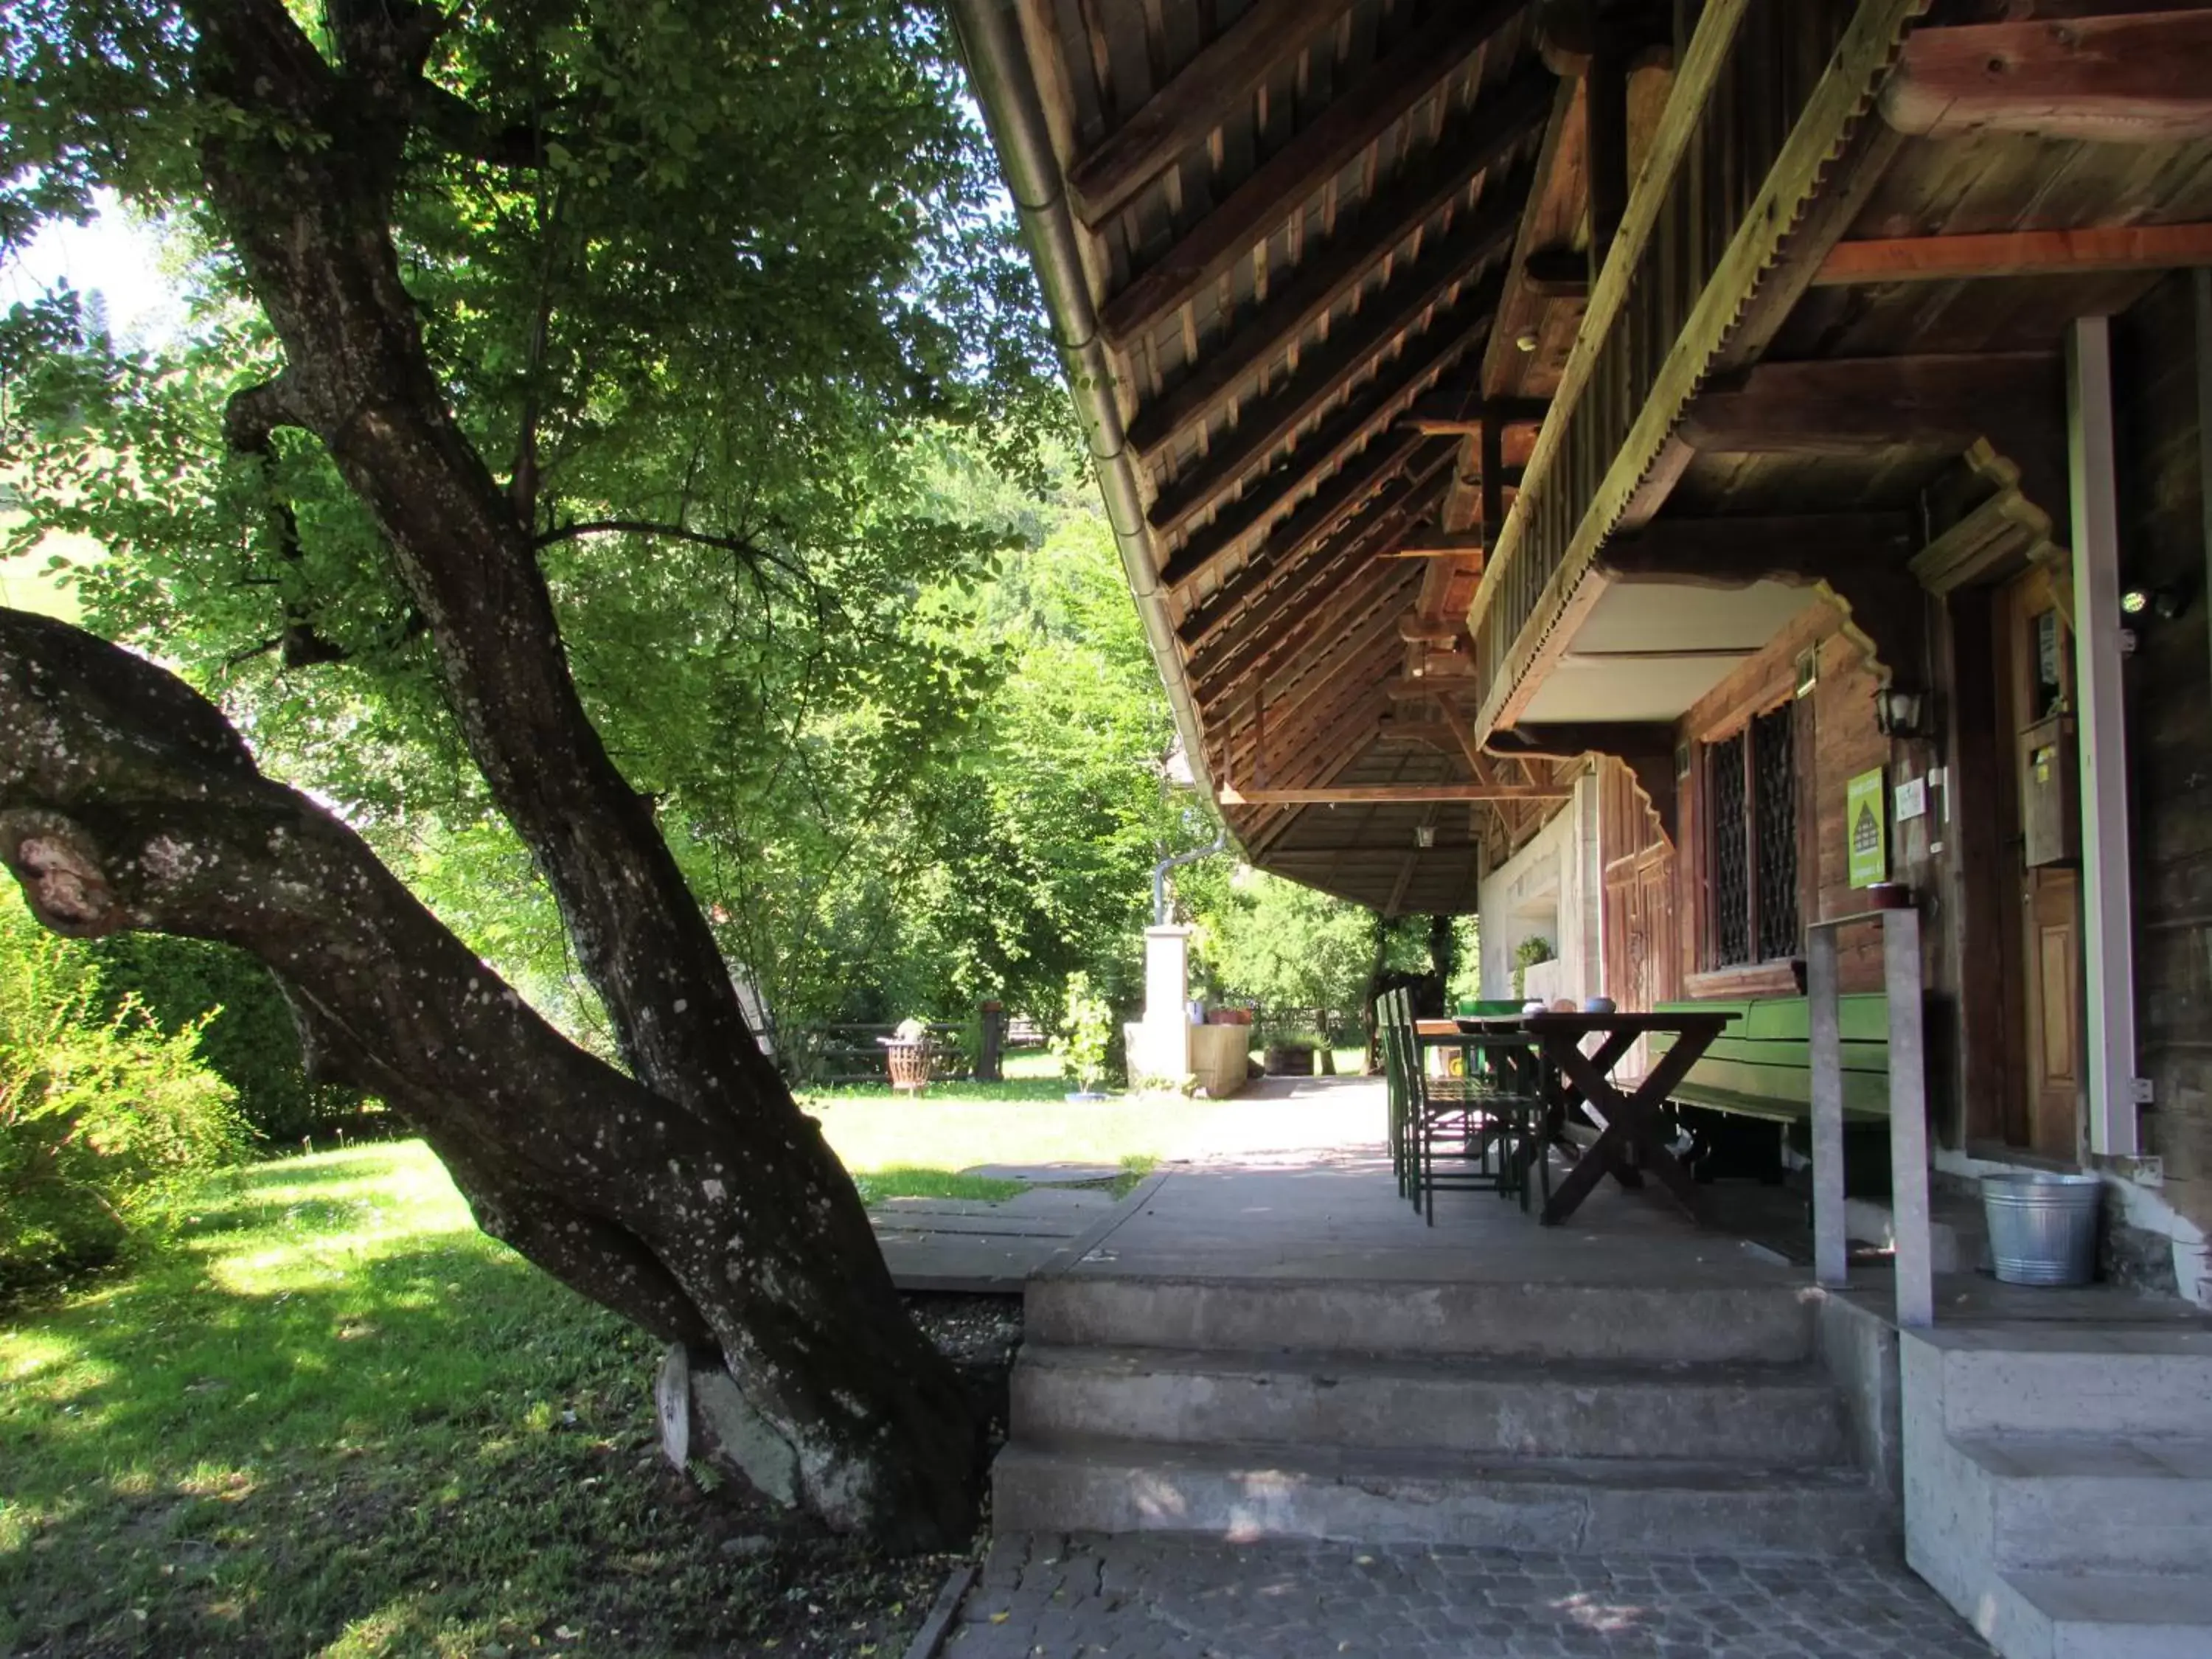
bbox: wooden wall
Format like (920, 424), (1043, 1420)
(2116, 274), (2212, 1242)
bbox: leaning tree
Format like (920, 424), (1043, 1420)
(0, 0), (1058, 1545)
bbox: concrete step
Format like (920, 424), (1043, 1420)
(1012, 1343), (1851, 1467)
(1907, 1326), (2212, 1438)
(990, 1433), (1891, 1554)
(1025, 1274), (1816, 1365)
(1989, 1571), (2212, 1659)
(1952, 1433), (2212, 1576)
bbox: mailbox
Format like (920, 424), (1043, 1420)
(2019, 713), (2079, 868)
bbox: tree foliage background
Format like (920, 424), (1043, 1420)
(0, 0), (1227, 1071)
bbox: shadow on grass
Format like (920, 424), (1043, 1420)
(0, 1147), (945, 1658)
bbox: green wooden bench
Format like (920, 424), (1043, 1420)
(1652, 996), (1891, 1123)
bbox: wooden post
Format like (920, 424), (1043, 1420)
(1807, 923), (1848, 1288)
(2067, 316), (2141, 1158)
(1884, 908), (1934, 1329)
(1585, 4), (1630, 282)
(977, 1000), (1004, 1082)
(1481, 412), (1506, 549)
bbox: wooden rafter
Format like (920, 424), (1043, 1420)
(1098, 0), (1528, 344)
(1124, 72), (1554, 462)
(1225, 575), (1422, 728)
(1152, 293), (1498, 580)
(1161, 427), (1437, 593)
(1063, 0), (1355, 227)
(1881, 11), (2212, 144)
(1194, 536), (1429, 709)
(1186, 449), (1455, 665)
(1814, 223), (2212, 287)
(1147, 262), (1508, 542)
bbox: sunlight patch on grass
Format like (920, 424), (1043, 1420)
(850, 1167), (1024, 1205)
(811, 1094), (1232, 1176)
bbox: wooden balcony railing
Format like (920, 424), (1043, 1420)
(1467, 0), (1927, 737)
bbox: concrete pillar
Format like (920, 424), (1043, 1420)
(1130, 926), (1194, 1085)
(1143, 925), (1191, 1025)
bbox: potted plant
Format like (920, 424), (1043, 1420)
(879, 1016), (935, 1096)
(1054, 974), (1113, 1102)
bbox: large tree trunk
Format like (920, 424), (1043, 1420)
(0, 0), (984, 1545)
(1, 609), (979, 1545)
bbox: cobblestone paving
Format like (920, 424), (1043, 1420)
(944, 1534), (1993, 1659)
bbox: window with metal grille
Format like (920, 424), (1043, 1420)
(1710, 731), (1750, 967)
(1751, 706), (1800, 960)
(1705, 706), (1801, 969)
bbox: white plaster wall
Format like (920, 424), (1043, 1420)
(1479, 770), (1602, 1004)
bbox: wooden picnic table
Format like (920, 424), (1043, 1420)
(1429, 1010), (1738, 1226)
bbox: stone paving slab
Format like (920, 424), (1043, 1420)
(944, 1534), (1994, 1658)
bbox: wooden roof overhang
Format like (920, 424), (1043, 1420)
(1456, 0), (2212, 799)
(952, 0), (1601, 914)
(953, 0), (2212, 915)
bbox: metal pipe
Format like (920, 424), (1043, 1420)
(1153, 832), (1227, 926)
(947, 0), (1228, 822)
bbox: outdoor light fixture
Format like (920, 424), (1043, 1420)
(2121, 585), (2184, 620)
(1514, 329), (1540, 353)
(1874, 688), (1927, 739)
(1416, 825), (1437, 849)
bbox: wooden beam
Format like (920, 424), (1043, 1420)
(1097, 0), (1528, 345)
(1064, 0), (1355, 228)
(1431, 695), (1500, 786)
(1882, 12), (2212, 143)
(1382, 532), (1488, 558)
(1678, 352), (2060, 455)
(1220, 782), (1571, 804)
(1815, 223), (2212, 287)
(1124, 72), (1554, 462)
(1147, 256), (1506, 542)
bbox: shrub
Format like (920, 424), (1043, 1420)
(1, 894), (253, 1290)
(85, 928), (361, 1141)
(1052, 972), (1115, 1093)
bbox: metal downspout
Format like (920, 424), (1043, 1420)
(947, 0), (1227, 821)
(1152, 831), (1228, 925)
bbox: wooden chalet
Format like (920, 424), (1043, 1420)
(956, 0), (2212, 1311)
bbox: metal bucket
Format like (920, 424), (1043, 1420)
(1982, 1172), (2102, 1287)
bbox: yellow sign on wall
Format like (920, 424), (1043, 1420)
(1847, 768), (1887, 888)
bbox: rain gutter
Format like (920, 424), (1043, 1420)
(947, 0), (1228, 824)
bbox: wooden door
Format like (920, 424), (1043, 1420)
(2003, 570), (2084, 1158)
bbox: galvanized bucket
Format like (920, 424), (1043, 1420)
(1982, 1172), (2102, 1287)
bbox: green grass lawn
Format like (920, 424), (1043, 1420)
(0, 1144), (950, 1658)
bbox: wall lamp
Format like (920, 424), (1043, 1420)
(1874, 688), (1927, 740)
(2121, 585), (2185, 622)
(1416, 825), (1437, 849)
